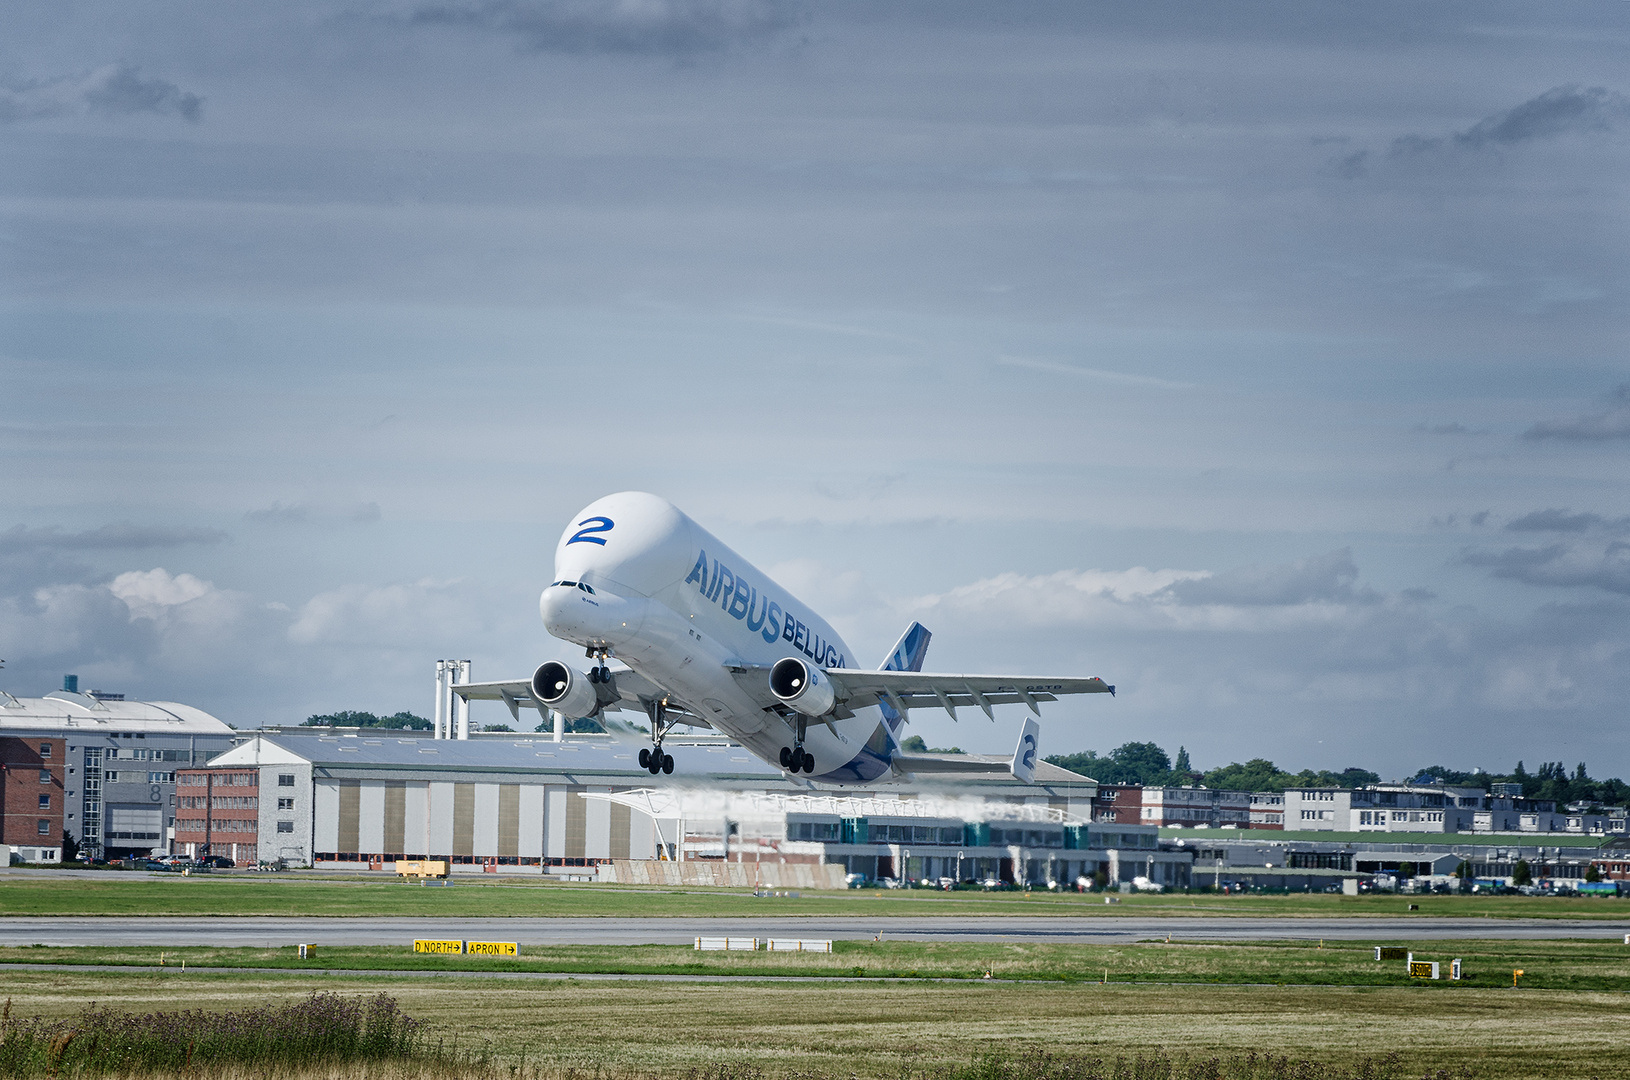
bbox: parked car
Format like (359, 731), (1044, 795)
(199, 855), (235, 869)
(844, 873), (867, 888)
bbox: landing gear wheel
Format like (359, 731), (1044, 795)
(661, 753), (674, 775)
(779, 746), (792, 768)
(790, 746), (806, 772)
(802, 753), (815, 774)
(639, 748), (650, 769)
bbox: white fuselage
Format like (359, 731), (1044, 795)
(541, 492), (893, 782)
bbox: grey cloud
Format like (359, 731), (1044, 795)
(1158, 549), (1375, 607)
(0, 523), (227, 554)
(1506, 509), (1628, 533)
(0, 64), (202, 124)
(407, 0), (798, 55)
(244, 502), (382, 525)
(1462, 541), (1630, 595)
(1523, 385), (1630, 441)
(1389, 85), (1629, 158)
(245, 502), (309, 524)
(1418, 422), (1473, 435)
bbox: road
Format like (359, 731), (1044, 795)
(2, 915), (1625, 947)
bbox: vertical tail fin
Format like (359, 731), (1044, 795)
(879, 622), (931, 672)
(877, 622), (930, 735)
(1010, 717), (1041, 783)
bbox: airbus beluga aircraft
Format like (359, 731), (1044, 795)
(454, 492), (1114, 785)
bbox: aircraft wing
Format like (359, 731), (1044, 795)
(822, 669), (1114, 721)
(452, 668), (712, 728)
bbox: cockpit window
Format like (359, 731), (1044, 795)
(578, 583), (595, 594)
(552, 580), (576, 588)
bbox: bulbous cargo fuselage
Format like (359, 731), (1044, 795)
(541, 491), (891, 782)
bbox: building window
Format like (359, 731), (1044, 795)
(40, 770), (52, 784)
(38, 794), (50, 809)
(40, 744), (52, 757)
(37, 820), (50, 835)
(277, 798), (294, 810)
(276, 821), (294, 833)
(278, 774), (296, 787)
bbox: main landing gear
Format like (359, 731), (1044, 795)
(641, 695), (677, 775)
(779, 745), (815, 774)
(779, 714), (815, 774)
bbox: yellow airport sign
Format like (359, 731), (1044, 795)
(413, 939), (465, 954)
(466, 941), (519, 956)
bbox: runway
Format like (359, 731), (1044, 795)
(2, 915), (1624, 947)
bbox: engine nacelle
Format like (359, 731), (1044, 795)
(531, 661), (598, 720)
(769, 656), (836, 717)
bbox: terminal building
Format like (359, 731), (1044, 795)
(177, 730), (1194, 889)
(0, 681), (237, 861)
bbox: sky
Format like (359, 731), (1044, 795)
(2, 1), (1627, 779)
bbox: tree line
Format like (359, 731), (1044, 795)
(1044, 742), (1630, 808)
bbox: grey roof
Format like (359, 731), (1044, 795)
(0, 691), (234, 736)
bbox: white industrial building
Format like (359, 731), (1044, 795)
(183, 730), (1192, 888)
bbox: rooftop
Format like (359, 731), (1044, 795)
(0, 691), (234, 736)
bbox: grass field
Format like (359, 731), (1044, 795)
(0, 967), (1622, 1079)
(3, 874), (1629, 919)
(2, 938), (1626, 990)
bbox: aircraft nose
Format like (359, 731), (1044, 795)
(539, 584), (583, 638)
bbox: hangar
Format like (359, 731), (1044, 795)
(180, 730), (1192, 888)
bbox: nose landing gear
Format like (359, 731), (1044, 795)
(585, 646), (612, 684)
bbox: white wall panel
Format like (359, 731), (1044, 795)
(313, 781), (339, 852)
(358, 780), (386, 853)
(519, 785), (545, 858)
(545, 787), (566, 858)
(427, 782), (454, 855)
(585, 785), (610, 859)
(473, 783), (499, 857)
(404, 783), (428, 853)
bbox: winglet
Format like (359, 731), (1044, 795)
(1108, 685), (1116, 697)
(1010, 717), (1041, 783)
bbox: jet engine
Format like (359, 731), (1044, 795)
(531, 661), (599, 720)
(769, 656), (836, 717)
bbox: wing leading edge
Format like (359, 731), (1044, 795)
(821, 668), (1113, 721)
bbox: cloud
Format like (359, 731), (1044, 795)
(1455, 85), (1630, 150)
(407, 0), (797, 55)
(1388, 85), (1630, 158)
(107, 568), (216, 620)
(0, 64), (202, 124)
(1462, 541), (1630, 596)
(1523, 385), (1630, 441)
(288, 577), (484, 646)
(0, 522), (227, 554)
(244, 501), (381, 525)
(1417, 422), (1473, 435)
(1156, 549), (1375, 608)
(1506, 509), (1627, 533)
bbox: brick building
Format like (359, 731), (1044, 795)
(1092, 784), (1144, 824)
(2, 736), (65, 861)
(174, 766), (261, 866)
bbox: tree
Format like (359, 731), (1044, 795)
(482, 723), (515, 732)
(1452, 859), (1471, 880)
(302, 711), (431, 731)
(61, 831), (79, 863)
(533, 716), (605, 734)
(1512, 859), (1532, 886)
(1584, 864), (1602, 883)
(901, 735), (963, 754)
(1174, 746), (1191, 773)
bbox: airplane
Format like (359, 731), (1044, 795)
(453, 492), (1113, 785)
